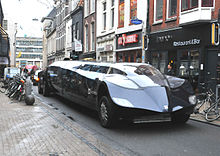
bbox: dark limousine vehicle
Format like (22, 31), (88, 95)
(38, 61), (196, 128)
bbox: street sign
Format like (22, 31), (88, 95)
(131, 19), (142, 25)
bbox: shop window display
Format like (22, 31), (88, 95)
(178, 50), (199, 90)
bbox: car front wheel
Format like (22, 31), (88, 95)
(38, 82), (43, 94)
(42, 81), (49, 97)
(98, 96), (117, 128)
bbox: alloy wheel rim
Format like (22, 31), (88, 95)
(100, 102), (108, 122)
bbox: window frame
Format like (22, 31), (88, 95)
(75, 22), (79, 40)
(181, 0), (199, 12)
(90, 22), (95, 51)
(85, 25), (89, 52)
(130, 0), (137, 23)
(111, 0), (115, 28)
(166, 0), (177, 19)
(154, 0), (163, 23)
(84, 0), (89, 17)
(201, 0), (214, 7)
(118, 0), (125, 28)
(90, 0), (95, 13)
(103, 1), (107, 30)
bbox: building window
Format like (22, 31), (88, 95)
(90, 0), (95, 13)
(181, 0), (198, 11)
(111, 0), (115, 28)
(155, 0), (163, 21)
(72, 24), (75, 41)
(202, 0), (213, 7)
(111, 8), (115, 28)
(167, 0), (177, 18)
(84, 0), (89, 16)
(91, 22), (95, 51)
(3, 20), (8, 30)
(118, 0), (124, 27)
(103, 2), (107, 30)
(130, 0), (137, 20)
(75, 22), (79, 40)
(85, 25), (89, 52)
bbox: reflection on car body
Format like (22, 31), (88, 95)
(38, 61), (197, 128)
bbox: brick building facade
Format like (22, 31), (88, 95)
(147, 0), (220, 92)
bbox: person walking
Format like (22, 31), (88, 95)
(167, 64), (174, 76)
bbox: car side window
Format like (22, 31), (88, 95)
(109, 68), (127, 76)
(80, 64), (92, 71)
(97, 66), (109, 73)
(90, 65), (100, 72)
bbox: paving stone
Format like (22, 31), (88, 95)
(0, 92), (124, 156)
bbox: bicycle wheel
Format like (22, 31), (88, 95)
(0, 86), (6, 93)
(205, 104), (220, 121)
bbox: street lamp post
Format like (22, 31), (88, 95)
(131, 19), (146, 63)
(13, 23), (18, 67)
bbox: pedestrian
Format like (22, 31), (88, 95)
(167, 64), (174, 76)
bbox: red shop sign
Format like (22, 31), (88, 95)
(118, 34), (138, 46)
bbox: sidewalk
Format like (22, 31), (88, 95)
(0, 92), (124, 156)
(190, 109), (220, 127)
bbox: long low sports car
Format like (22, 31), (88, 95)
(38, 61), (196, 128)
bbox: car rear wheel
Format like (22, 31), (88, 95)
(98, 96), (117, 128)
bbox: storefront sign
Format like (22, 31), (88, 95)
(97, 47), (105, 52)
(149, 24), (212, 50)
(105, 44), (113, 51)
(157, 35), (173, 43)
(74, 38), (82, 51)
(116, 31), (141, 50)
(97, 44), (113, 52)
(118, 34), (138, 46)
(173, 39), (200, 47)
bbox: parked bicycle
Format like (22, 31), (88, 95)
(2, 74), (35, 105)
(194, 82), (220, 121)
(0, 79), (7, 93)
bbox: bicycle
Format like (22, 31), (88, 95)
(194, 83), (215, 116)
(205, 93), (220, 122)
(0, 79), (6, 93)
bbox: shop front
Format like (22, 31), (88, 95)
(97, 44), (114, 62)
(116, 30), (142, 63)
(148, 23), (219, 92)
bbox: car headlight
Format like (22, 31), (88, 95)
(112, 97), (134, 108)
(189, 95), (197, 105)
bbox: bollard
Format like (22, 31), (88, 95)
(24, 77), (35, 105)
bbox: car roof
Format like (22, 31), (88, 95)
(49, 61), (152, 74)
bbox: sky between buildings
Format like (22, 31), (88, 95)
(1, 0), (54, 37)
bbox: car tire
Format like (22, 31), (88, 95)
(171, 113), (190, 124)
(42, 81), (49, 97)
(98, 96), (117, 128)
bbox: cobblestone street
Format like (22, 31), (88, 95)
(0, 93), (123, 156)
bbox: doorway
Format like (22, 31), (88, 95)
(151, 51), (168, 74)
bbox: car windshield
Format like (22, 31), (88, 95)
(125, 65), (169, 88)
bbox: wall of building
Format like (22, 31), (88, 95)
(83, 0), (96, 57)
(212, 0), (220, 20)
(149, 0), (180, 33)
(16, 37), (43, 69)
(115, 0), (147, 35)
(71, 7), (84, 56)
